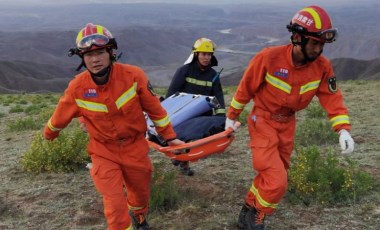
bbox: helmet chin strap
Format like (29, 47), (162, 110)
(89, 65), (111, 85)
(291, 34), (323, 62)
(90, 65), (111, 78)
(300, 36), (323, 62)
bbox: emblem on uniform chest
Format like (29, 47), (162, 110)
(84, 88), (98, 98)
(273, 67), (289, 78)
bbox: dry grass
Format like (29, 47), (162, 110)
(1, 80), (380, 229)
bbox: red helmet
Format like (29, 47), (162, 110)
(75, 23), (117, 54)
(287, 5), (337, 43)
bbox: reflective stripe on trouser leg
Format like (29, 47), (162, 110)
(88, 136), (152, 229)
(120, 137), (152, 216)
(245, 114), (296, 214)
(125, 166), (152, 216)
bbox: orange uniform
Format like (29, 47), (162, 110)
(44, 62), (176, 229)
(227, 44), (351, 214)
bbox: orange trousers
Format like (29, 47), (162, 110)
(245, 111), (296, 215)
(88, 135), (152, 230)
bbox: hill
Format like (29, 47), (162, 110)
(0, 2), (380, 92)
(0, 61), (73, 93)
(1, 57), (380, 93)
(332, 58), (380, 80)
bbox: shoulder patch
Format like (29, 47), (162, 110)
(147, 81), (157, 96)
(328, 76), (338, 93)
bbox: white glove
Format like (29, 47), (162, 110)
(225, 118), (237, 131)
(339, 129), (354, 154)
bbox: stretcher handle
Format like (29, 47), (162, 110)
(152, 122), (241, 152)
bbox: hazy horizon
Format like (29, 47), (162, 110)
(0, 0), (377, 6)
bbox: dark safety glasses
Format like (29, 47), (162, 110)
(77, 34), (110, 50)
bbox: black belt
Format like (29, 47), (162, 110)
(254, 108), (295, 123)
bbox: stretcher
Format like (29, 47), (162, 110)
(147, 122), (240, 162)
(146, 92), (240, 162)
(146, 92), (219, 134)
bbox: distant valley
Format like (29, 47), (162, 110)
(0, 2), (379, 93)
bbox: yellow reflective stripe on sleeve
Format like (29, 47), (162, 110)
(47, 118), (61, 132)
(300, 80), (321, 94)
(75, 99), (108, 112)
(115, 83), (137, 109)
(152, 115), (170, 128)
(265, 73), (292, 94)
(250, 184), (278, 209)
(185, 77), (213, 87)
(303, 7), (322, 30)
(128, 205), (145, 211)
(230, 97), (245, 110)
(125, 224), (133, 230)
(215, 108), (226, 114)
(330, 115), (350, 127)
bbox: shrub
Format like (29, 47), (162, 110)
(39, 94), (60, 104)
(21, 125), (182, 210)
(25, 103), (48, 115)
(18, 99), (28, 105)
(223, 86), (235, 95)
(153, 87), (167, 97)
(288, 146), (376, 206)
(4, 95), (17, 104)
(9, 105), (24, 113)
(21, 126), (90, 173)
(7, 117), (42, 131)
(149, 162), (181, 212)
(8, 106), (55, 132)
(237, 108), (251, 126)
(295, 118), (337, 146)
(29, 94), (41, 103)
(37, 106), (55, 123)
(305, 101), (326, 119)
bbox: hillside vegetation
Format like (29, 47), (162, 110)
(0, 80), (379, 229)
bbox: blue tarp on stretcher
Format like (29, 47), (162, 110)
(146, 92), (219, 135)
(146, 93), (240, 162)
(174, 116), (225, 142)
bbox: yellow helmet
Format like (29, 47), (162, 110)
(192, 38), (216, 53)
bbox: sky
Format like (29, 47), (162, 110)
(0, 0), (375, 6)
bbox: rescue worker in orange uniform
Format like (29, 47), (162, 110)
(43, 23), (184, 230)
(166, 38), (226, 176)
(224, 6), (355, 229)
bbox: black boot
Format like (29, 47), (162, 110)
(129, 211), (149, 230)
(171, 159), (180, 166)
(237, 204), (250, 229)
(179, 161), (194, 176)
(245, 206), (265, 230)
